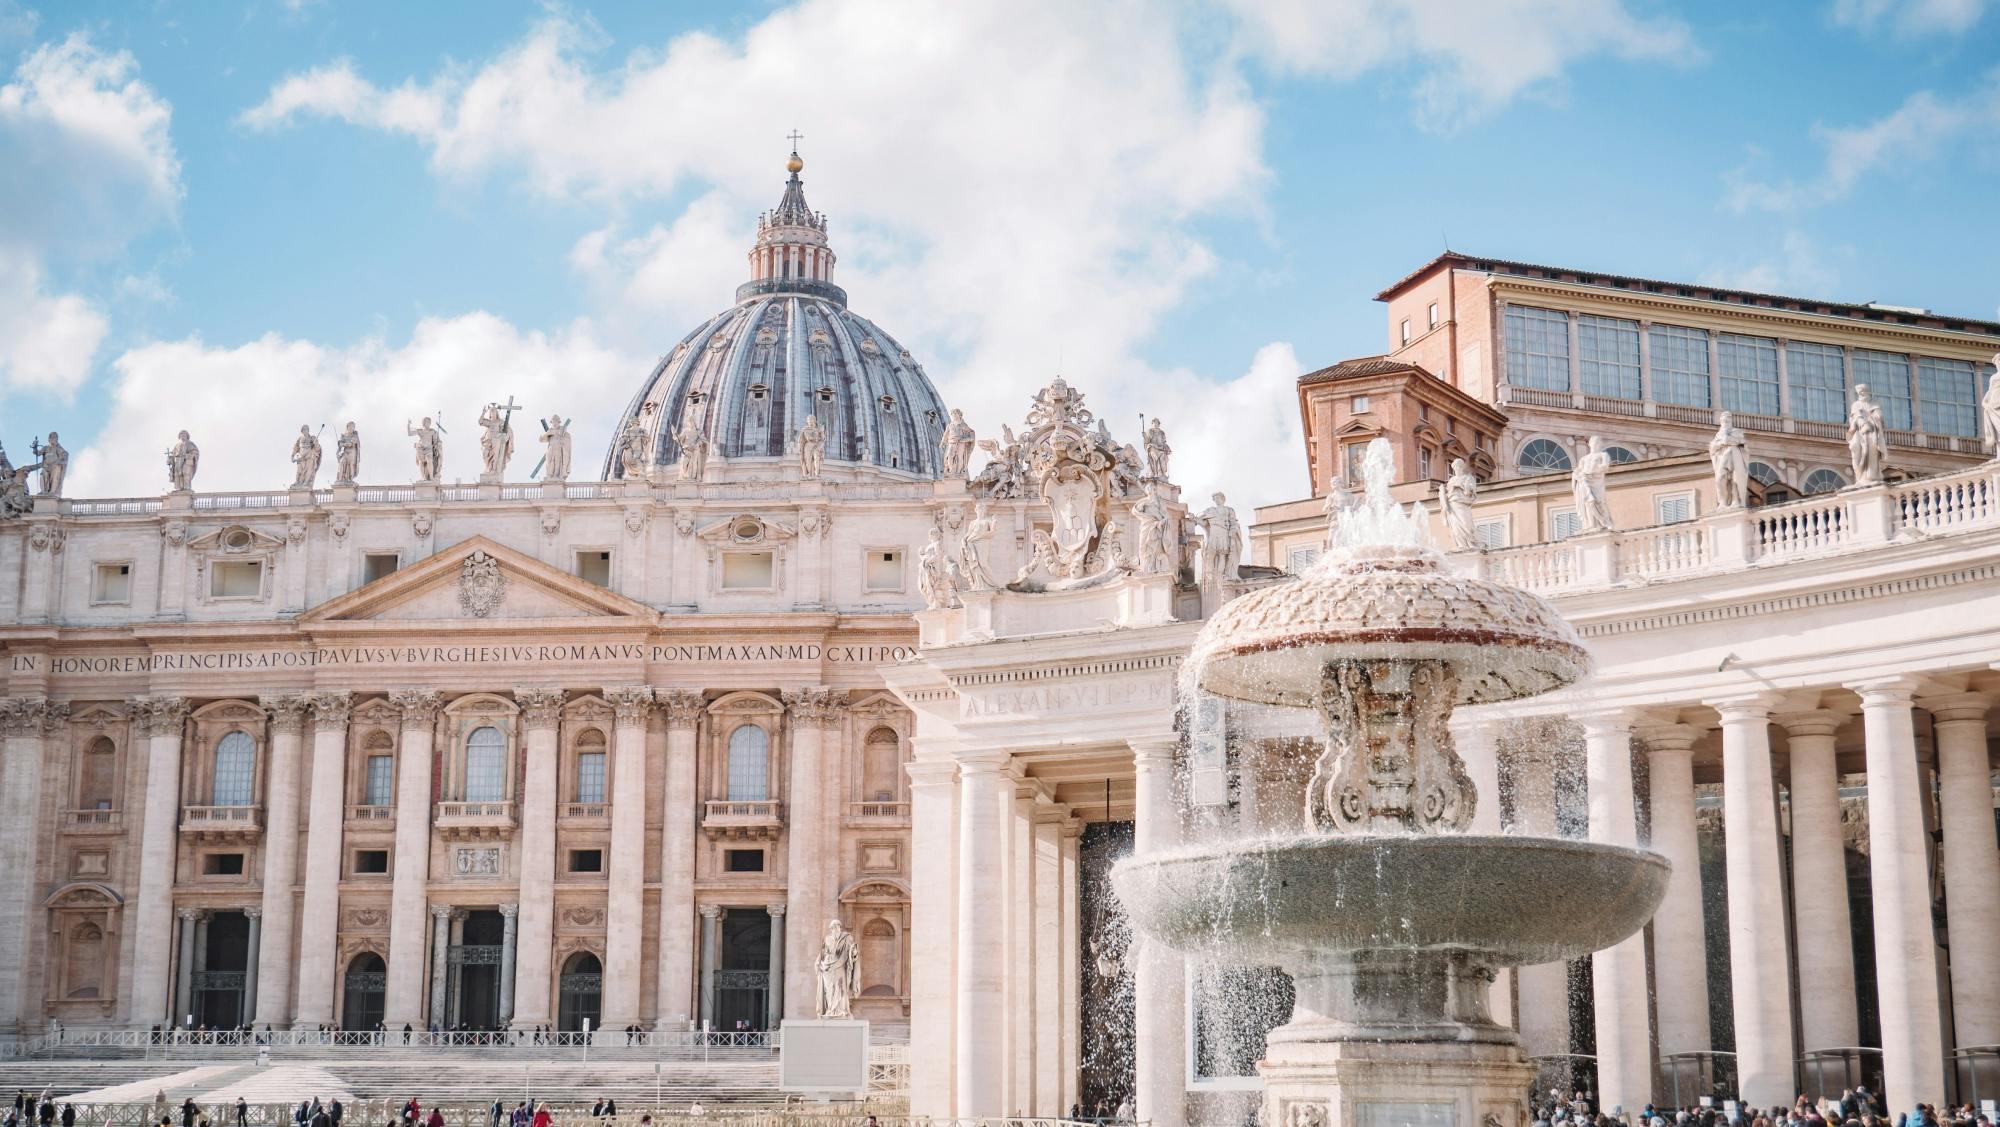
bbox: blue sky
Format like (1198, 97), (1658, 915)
(2, 0), (1996, 506)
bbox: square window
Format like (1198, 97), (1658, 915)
(92, 563), (131, 605)
(568, 849), (603, 874)
(210, 560), (263, 599)
(1473, 519), (1509, 550)
(362, 553), (400, 584)
(864, 550), (903, 591)
(1286, 547), (1320, 574)
(1351, 395), (1370, 413)
(721, 551), (774, 590)
(575, 550), (612, 587)
(725, 849), (765, 873)
(1654, 492), (1696, 525)
(1548, 508), (1582, 542)
(354, 849), (389, 875)
(203, 853), (245, 876)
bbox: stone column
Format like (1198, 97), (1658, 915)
(510, 688), (563, 1030)
(906, 759), (959, 1119)
(1638, 723), (1711, 1058)
(655, 691), (704, 1030)
(243, 909), (262, 1025)
(0, 697), (61, 1029)
(766, 904), (786, 1029)
(132, 697), (191, 1027)
(1776, 709), (1860, 1049)
(289, 691), (350, 1028)
(1852, 680), (1947, 1108)
(603, 686), (653, 1029)
(1131, 736), (1186, 1127)
(1060, 819), (1082, 1115)
(427, 904), (452, 1027)
(1582, 712), (1652, 1116)
(383, 689), (441, 1026)
(1033, 809), (1065, 1117)
(698, 904), (722, 1029)
(1712, 697), (1797, 1109)
(1510, 747), (1570, 1063)
(497, 903), (519, 1029)
(1927, 693), (2000, 1047)
(1010, 782), (1036, 1112)
(1453, 718), (1512, 1027)
(782, 688), (841, 1019)
(174, 908), (199, 1027)
(954, 753), (1010, 1119)
(252, 694), (309, 1029)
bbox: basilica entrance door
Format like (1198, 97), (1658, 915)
(448, 909), (506, 1029)
(342, 953), (386, 1030)
(716, 909), (771, 1032)
(558, 953), (602, 1032)
(193, 911), (249, 1028)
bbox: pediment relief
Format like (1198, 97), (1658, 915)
(1331, 418), (1384, 440)
(695, 514), (797, 546)
(69, 706), (126, 730)
(563, 695), (614, 723)
(299, 535), (656, 625)
(187, 525), (285, 554)
(193, 700), (266, 724)
(352, 698), (402, 725)
(45, 882), (122, 909)
(840, 878), (909, 903)
(847, 691), (904, 716)
(708, 690), (782, 715)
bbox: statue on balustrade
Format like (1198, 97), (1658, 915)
(478, 402), (516, 478)
(1131, 481), (1173, 575)
(333, 422), (361, 486)
(814, 919), (862, 1020)
(1847, 384), (1886, 487)
(540, 415), (572, 482)
(1439, 458), (1479, 551)
(959, 501), (999, 590)
(407, 417), (444, 483)
(917, 525), (961, 610)
(166, 430), (200, 491)
(1981, 361), (2000, 459)
(1709, 413), (1749, 510)
(33, 432), (65, 496)
(291, 425), (322, 489)
(1143, 416), (1172, 482)
(938, 408), (975, 479)
(1196, 492), (1242, 590)
(1571, 436), (1613, 533)
(798, 413), (825, 480)
(674, 416), (708, 483)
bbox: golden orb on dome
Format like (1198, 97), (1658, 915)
(786, 153), (804, 174)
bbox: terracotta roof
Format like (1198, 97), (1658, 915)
(1297, 356), (1429, 385)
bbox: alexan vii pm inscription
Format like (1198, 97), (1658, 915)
(11, 642), (917, 677)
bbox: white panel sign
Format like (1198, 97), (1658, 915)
(780, 1019), (870, 1094)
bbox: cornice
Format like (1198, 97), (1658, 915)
(1573, 558), (2000, 640)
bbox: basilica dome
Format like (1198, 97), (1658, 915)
(602, 153), (949, 480)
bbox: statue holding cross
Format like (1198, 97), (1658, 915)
(479, 396), (519, 479)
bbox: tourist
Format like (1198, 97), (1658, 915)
(529, 1104), (551, 1127)
(181, 1099), (198, 1127)
(489, 1100), (502, 1127)
(232, 1099), (245, 1127)
(57, 1108), (71, 1127)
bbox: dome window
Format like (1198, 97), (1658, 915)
(816, 387), (836, 404)
(747, 383), (768, 401)
(878, 395), (898, 413)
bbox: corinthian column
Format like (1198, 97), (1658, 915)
(131, 696), (190, 1026)
(1926, 693), (2000, 1048)
(1710, 696), (1796, 1109)
(1510, 746), (1570, 1064)
(602, 685), (653, 1029)
(1130, 736), (1186, 1127)
(1452, 718), (1511, 1027)
(1582, 711), (1651, 1116)
(497, 903), (519, 1028)
(954, 753), (1009, 1119)
(782, 688), (842, 1019)
(0, 697), (63, 1029)
(427, 904), (454, 1025)
(906, 758), (959, 1119)
(383, 689), (441, 1026)
(252, 693), (310, 1029)
(654, 690), (704, 1030)
(1776, 709), (1859, 1050)
(287, 692), (350, 1027)
(1637, 723), (1710, 1058)
(510, 688), (564, 1030)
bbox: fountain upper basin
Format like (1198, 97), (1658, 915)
(1113, 833), (1669, 969)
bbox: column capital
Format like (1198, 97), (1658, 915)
(603, 685), (654, 725)
(310, 690), (353, 730)
(1772, 709), (1846, 739)
(1130, 736), (1178, 773)
(782, 686), (847, 728)
(243, 907), (263, 921)
(953, 751), (1010, 775)
(1636, 722), (1702, 753)
(137, 695), (191, 736)
(260, 693), (313, 733)
(38, 699), (68, 736)
(698, 903), (723, 920)
(498, 903), (520, 919)
(656, 689), (706, 730)
(429, 903), (452, 921)
(0, 697), (48, 737)
(1448, 716), (1502, 748)
(176, 906), (200, 922)
(766, 903), (787, 918)
(1708, 694), (1777, 724)
(514, 688), (566, 731)
(1849, 676), (1923, 706)
(1575, 710), (1636, 740)
(905, 760), (959, 789)
(1919, 691), (1993, 725)
(391, 689), (443, 729)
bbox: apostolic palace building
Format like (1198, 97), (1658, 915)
(5, 155), (2000, 1122)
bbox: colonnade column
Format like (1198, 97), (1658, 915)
(1711, 697), (1797, 1108)
(1510, 747), (1570, 1063)
(1583, 712), (1652, 1116)
(252, 694), (308, 1029)
(906, 758), (960, 1119)
(1852, 679), (1947, 1108)
(1010, 778), (1035, 1112)
(242, 909), (262, 1023)
(173, 908), (198, 1027)
(0, 697), (62, 1029)
(510, 688), (563, 1030)
(602, 686), (653, 1029)
(427, 904), (453, 1026)
(698, 904), (722, 1029)
(383, 689), (441, 1026)
(1776, 710), (1860, 1050)
(766, 904), (786, 1030)
(1131, 735), (1186, 1127)
(290, 691), (351, 1028)
(954, 753), (1010, 1119)
(131, 696), (191, 1027)
(497, 903), (519, 1029)
(1637, 723), (1711, 1059)
(1926, 693), (2000, 1047)
(1032, 809), (1066, 1117)
(1059, 820), (1082, 1115)
(655, 691), (705, 1030)
(1453, 718), (1511, 1027)
(783, 689), (839, 1019)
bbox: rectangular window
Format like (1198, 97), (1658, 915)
(1400, 319), (1411, 345)
(1286, 547), (1320, 574)
(353, 849), (389, 875)
(92, 563), (132, 605)
(864, 550), (903, 591)
(1427, 301), (1439, 329)
(725, 849), (765, 873)
(1785, 341), (1847, 423)
(1852, 349), (1914, 430)
(210, 560), (264, 599)
(362, 553), (399, 584)
(1418, 447), (1433, 480)
(1343, 444), (1367, 488)
(1648, 324), (1711, 407)
(575, 550), (612, 587)
(721, 550), (774, 589)
(1503, 305), (1571, 391)
(1917, 357), (1978, 437)
(203, 853), (245, 876)
(1351, 395), (1370, 413)
(1473, 518), (1509, 550)
(568, 849), (603, 874)
(364, 755), (394, 806)
(1577, 314), (1641, 400)
(1654, 491), (1696, 524)
(1548, 508), (1582, 542)
(576, 751), (606, 805)
(464, 744), (506, 803)
(1717, 333), (1780, 417)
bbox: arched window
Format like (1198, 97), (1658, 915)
(859, 918), (899, 997)
(212, 731), (255, 806)
(64, 923), (103, 998)
(1802, 468), (1846, 495)
(1516, 439), (1572, 475)
(78, 736), (116, 811)
(727, 725), (769, 802)
(464, 726), (506, 803)
(574, 729), (607, 805)
(1603, 446), (1639, 465)
(861, 728), (900, 803)
(1747, 461), (1782, 487)
(362, 730), (395, 807)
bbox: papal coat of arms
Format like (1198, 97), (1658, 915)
(457, 550), (507, 617)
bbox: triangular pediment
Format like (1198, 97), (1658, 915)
(299, 535), (657, 624)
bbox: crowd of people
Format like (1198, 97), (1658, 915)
(1530, 1085), (2000, 1127)
(7, 1091), (76, 1127)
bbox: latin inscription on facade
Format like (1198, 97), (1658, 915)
(8, 641), (917, 678)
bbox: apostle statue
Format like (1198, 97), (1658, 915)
(290, 425), (323, 489)
(798, 414), (826, 480)
(1143, 416), (1172, 482)
(616, 417), (650, 479)
(166, 430), (200, 492)
(30, 432), (65, 497)
(1848, 384), (1886, 487)
(1709, 413), (1749, 509)
(407, 417), (444, 483)
(674, 416), (708, 483)
(1572, 437), (1614, 534)
(814, 919), (862, 1020)
(1981, 360), (2000, 459)
(938, 408), (975, 478)
(333, 422), (361, 486)
(1196, 493), (1242, 590)
(1132, 480), (1173, 575)
(0, 449), (31, 519)
(1439, 458), (1479, 551)
(959, 501), (999, 590)
(478, 402), (515, 478)
(540, 415), (572, 482)
(917, 525), (961, 610)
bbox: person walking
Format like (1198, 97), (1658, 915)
(58, 1107), (73, 1127)
(529, 1105), (551, 1127)
(180, 1100), (198, 1127)
(489, 1101), (502, 1127)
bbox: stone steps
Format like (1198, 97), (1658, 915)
(0, 1062), (226, 1100)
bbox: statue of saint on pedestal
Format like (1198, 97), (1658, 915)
(675, 417), (708, 483)
(1708, 413), (1748, 509)
(615, 417), (650, 480)
(1439, 459), (1479, 551)
(814, 919), (862, 1020)
(1143, 416), (1172, 482)
(918, 525), (961, 610)
(1571, 437), (1614, 534)
(960, 501), (999, 589)
(1848, 384), (1886, 487)
(166, 431), (200, 491)
(1980, 363), (2000, 460)
(290, 425), (322, 489)
(938, 408), (975, 478)
(540, 415), (572, 482)
(1197, 492), (1242, 590)
(478, 402), (516, 478)
(1132, 481), (1173, 575)
(333, 422), (361, 486)
(407, 417), (444, 483)
(32, 432), (65, 497)
(799, 414), (825, 480)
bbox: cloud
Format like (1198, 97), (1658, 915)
(1831, 0), (1989, 36)
(0, 251), (109, 397)
(1219, 0), (1700, 130)
(1698, 231), (1846, 298)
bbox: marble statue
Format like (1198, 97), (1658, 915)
(478, 402), (516, 477)
(1708, 413), (1749, 509)
(917, 525), (961, 610)
(1112, 442), (1145, 499)
(540, 415), (572, 482)
(0, 447), (33, 518)
(290, 425), (322, 489)
(407, 417), (444, 483)
(1572, 437), (1613, 534)
(617, 417), (650, 479)
(32, 432), (65, 496)
(165, 431), (199, 491)
(1196, 493), (1242, 590)
(1017, 529), (1059, 584)
(675, 417), (708, 483)
(1439, 458), (1479, 551)
(333, 422), (360, 486)
(973, 424), (1026, 499)
(799, 414), (825, 480)
(939, 408), (975, 478)
(1848, 384), (1886, 487)
(814, 919), (862, 1020)
(1143, 416), (1171, 481)
(960, 501), (999, 590)
(1132, 481), (1173, 575)
(1981, 362), (2000, 458)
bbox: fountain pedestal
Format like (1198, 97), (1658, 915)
(1262, 1037), (1536, 1127)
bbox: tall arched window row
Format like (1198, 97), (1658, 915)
(211, 731), (255, 806)
(464, 725), (506, 803)
(79, 736), (116, 811)
(575, 729), (608, 805)
(861, 727), (900, 803)
(727, 724), (770, 801)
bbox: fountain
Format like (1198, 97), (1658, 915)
(1113, 439), (1670, 1127)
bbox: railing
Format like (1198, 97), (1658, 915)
(354, 487), (417, 503)
(63, 808), (121, 828)
(1613, 522), (1709, 581)
(567, 483), (611, 499)
(563, 802), (611, 820)
(1735, 411), (1784, 433)
(67, 498), (162, 515)
(849, 801), (910, 820)
(1580, 394), (1646, 418)
(704, 800), (784, 820)
(1483, 542), (1574, 593)
(436, 801), (516, 821)
(192, 491), (290, 510)
(1894, 471), (1994, 534)
(1655, 403), (1714, 426)
(1505, 386), (1573, 408)
(346, 804), (394, 821)
(1953, 1045), (2000, 1110)
(442, 486), (482, 501)
(1798, 1047), (1882, 1102)
(180, 804), (262, 830)
(1755, 493), (1848, 558)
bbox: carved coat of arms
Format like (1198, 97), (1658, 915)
(457, 550), (507, 617)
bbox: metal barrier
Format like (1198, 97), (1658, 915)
(1953, 1045), (2000, 1110)
(7, 1029), (793, 1058)
(1660, 1051), (1736, 1110)
(2, 1111), (1111, 1127)
(1798, 1047), (1881, 1102)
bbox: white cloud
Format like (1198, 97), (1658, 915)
(1832, 0), (1988, 36)
(1219, 0), (1700, 130)
(1698, 231), (1845, 298)
(0, 251), (108, 397)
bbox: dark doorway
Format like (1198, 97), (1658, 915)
(342, 952), (386, 1030)
(558, 952), (602, 1032)
(448, 909), (506, 1029)
(1080, 820), (1136, 1113)
(193, 911), (250, 1028)
(716, 909), (771, 1032)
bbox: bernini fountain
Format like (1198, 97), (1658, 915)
(1114, 440), (1670, 1127)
